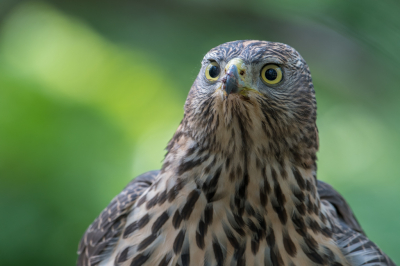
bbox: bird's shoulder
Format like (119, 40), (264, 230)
(317, 180), (365, 235)
(77, 170), (159, 266)
(318, 180), (396, 266)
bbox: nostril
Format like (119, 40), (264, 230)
(240, 70), (245, 75)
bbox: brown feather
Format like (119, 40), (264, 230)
(77, 171), (158, 266)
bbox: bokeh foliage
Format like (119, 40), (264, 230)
(0, 1), (399, 265)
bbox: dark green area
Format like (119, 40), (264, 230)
(0, 1), (399, 265)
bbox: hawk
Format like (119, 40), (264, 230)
(77, 40), (395, 266)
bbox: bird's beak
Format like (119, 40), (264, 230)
(222, 58), (246, 96)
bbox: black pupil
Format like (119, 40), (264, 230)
(209, 65), (220, 78)
(265, 68), (277, 81)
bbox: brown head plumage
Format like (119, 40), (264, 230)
(172, 40), (318, 171)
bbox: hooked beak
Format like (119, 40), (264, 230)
(222, 64), (240, 95)
(221, 58), (246, 97)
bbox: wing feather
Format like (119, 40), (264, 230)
(334, 221), (396, 266)
(317, 180), (365, 235)
(77, 170), (159, 266)
(317, 180), (396, 266)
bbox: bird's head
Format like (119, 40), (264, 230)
(181, 40), (318, 163)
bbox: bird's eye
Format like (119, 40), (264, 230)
(261, 64), (283, 85)
(205, 62), (221, 82)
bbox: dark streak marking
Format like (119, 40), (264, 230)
(137, 196), (147, 207)
(204, 204), (213, 226)
(196, 230), (205, 250)
(152, 211), (169, 234)
(123, 221), (137, 238)
(266, 228), (275, 247)
(272, 202), (288, 225)
(292, 215), (307, 237)
(293, 190), (305, 202)
(247, 219), (258, 233)
(158, 191), (167, 205)
(137, 214), (149, 230)
(137, 234), (157, 251)
(130, 253), (150, 266)
(245, 203), (255, 216)
(213, 240), (225, 266)
(260, 189), (267, 207)
(181, 190), (200, 220)
(173, 230), (185, 254)
(292, 167), (305, 190)
(158, 254), (171, 266)
(271, 168), (278, 182)
(167, 179), (184, 202)
(117, 246), (129, 263)
(303, 249), (325, 264)
(233, 243), (246, 266)
(270, 249), (284, 266)
(274, 184), (286, 206)
(251, 237), (260, 255)
(296, 203), (306, 215)
(223, 225), (239, 249)
(177, 156), (207, 176)
(321, 227), (332, 237)
(304, 234), (318, 250)
(308, 219), (321, 234)
(181, 251), (190, 266)
(172, 210), (182, 229)
(283, 232), (297, 257)
(146, 193), (159, 209)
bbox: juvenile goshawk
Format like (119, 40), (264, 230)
(77, 40), (395, 266)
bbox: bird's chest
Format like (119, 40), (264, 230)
(110, 161), (334, 266)
(121, 188), (293, 266)
(129, 206), (310, 266)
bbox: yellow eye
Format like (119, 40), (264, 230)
(260, 64), (283, 85)
(205, 62), (221, 81)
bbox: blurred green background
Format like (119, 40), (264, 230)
(0, 0), (399, 265)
